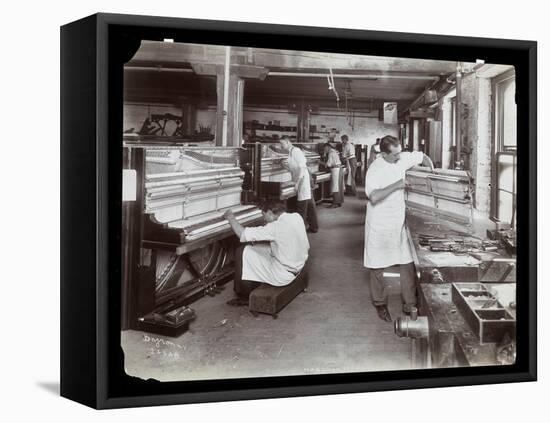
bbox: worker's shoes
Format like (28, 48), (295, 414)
(402, 305), (417, 316)
(226, 297), (249, 307)
(375, 305), (392, 322)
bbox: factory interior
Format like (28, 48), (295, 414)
(120, 41), (517, 381)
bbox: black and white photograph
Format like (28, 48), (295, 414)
(120, 41), (519, 381)
(4, 0), (547, 418)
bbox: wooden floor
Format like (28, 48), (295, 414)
(122, 192), (413, 381)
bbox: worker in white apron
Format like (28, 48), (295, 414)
(223, 201), (309, 306)
(323, 143), (343, 207)
(364, 135), (433, 322)
(341, 134), (357, 195)
(368, 138), (382, 168)
(279, 136), (319, 233)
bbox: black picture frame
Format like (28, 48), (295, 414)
(60, 12), (537, 409)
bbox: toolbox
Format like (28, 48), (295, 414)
(451, 282), (515, 344)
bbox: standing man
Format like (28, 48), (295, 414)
(223, 201), (309, 306)
(364, 135), (433, 322)
(368, 138), (382, 168)
(341, 135), (357, 195)
(279, 136), (319, 233)
(322, 143), (343, 208)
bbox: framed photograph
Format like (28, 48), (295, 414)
(61, 13), (536, 409)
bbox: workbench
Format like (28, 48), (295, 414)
(416, 283), (516, 368)
(403, 208), (517, 367)
(406, 208), (516, 284)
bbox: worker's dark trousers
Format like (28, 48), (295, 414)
(332, 190), (343, 206)
(297, 198), (319, 231)
(368, 262), (417, 312)
(233, 245), (260, 299)
(345, 157), (357, 195)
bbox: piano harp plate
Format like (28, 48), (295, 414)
(405, 166), (473, 225)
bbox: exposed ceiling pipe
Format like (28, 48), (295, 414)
(268, 71), (438, 80)
(124, 66), (195, 73)
(123, 67), (442, 83)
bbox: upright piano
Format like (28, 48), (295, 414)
(243, 142), (330, 202)
(122, 143), (264, 336)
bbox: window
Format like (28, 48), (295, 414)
(491, 70), (517, 224)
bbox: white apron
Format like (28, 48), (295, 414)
(326, 149), (341, 193)
(288, 146), (312, 201)
(363, 152), (424, 269)
(241, 213), (310, 286)
(242, 244), (296, 286)
(330, 167), (341, 193)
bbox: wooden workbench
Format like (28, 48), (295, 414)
(405, 208), (516, 367)
(406, 208), (516, 284)
(417, 283), (516, 368)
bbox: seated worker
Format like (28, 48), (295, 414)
(223, 200), (310, 306)
(321, 143), (343, 208)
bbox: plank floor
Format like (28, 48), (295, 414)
(122, 191), (413, 381)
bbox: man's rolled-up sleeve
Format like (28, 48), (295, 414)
(240, 223), (276, 243)
(365, 170), (381, 197)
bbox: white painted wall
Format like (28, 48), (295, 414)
(242, 106), (398, 146)
(310, 111), (399, 146)
(243, 107), (298, 127)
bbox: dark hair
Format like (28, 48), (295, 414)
(280, 135), (291, 142)
(261, 200), (286, 215)
(324, 143), (333, 149)
(341, 134), (349, 141)
(379, 135), (400, 154)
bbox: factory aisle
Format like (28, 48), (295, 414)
(122, 192), (413, 381)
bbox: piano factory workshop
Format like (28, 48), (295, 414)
(121, 41), (518, 380)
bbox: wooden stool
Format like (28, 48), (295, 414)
(249, 264), (309, 319)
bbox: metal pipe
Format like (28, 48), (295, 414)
(268, 71), (439, 81)
(123, 67), (440, 81)
(394, 311), (429, 339)
(124, 66), (195, 73)
(221, 46), (231, 147)
(455, 63), (463, 168)
(253, 142), (263, 197)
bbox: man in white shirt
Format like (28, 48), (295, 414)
(223, 200), (310, 306)
(341, 134), (357, 195)
(364, 135), (433, 322)
(279, 136), (319, 233)
(322, 143), (343, 207)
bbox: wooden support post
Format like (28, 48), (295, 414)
(227, 74), (245, 146)
(181, 102), (197, 136)
(215, 59), (245, 146)
(297, 99), (311, 143)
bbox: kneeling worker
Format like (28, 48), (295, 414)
(223, 201), (310, 306)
